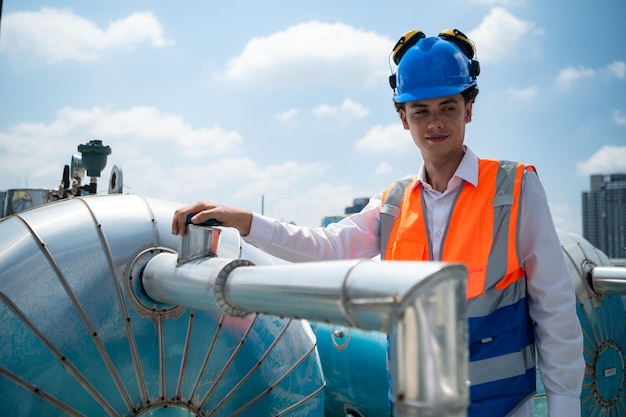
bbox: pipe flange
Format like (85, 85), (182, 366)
(214, 259), (255, 317)
(582, 260), (597, 294)
(127, 247), (186, 319)
(591, 340), (625, 408)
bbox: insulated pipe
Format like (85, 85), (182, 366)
(591, 266), (626, 296)
(142, 244), (469, 417)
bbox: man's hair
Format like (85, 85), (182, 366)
(393, 85), (479, 112)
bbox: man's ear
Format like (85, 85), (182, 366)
(465, 100), (473, 123)
(399, 108), (410, 130)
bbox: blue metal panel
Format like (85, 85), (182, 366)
(313, 322), (390, 417)
(578, 296), (626, 414)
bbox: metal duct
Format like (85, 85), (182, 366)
(590, 266), (626, 296)
(143, 249), (469, 417)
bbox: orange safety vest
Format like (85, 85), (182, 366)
(380, 159), (537, 416)
(381, 159), (529, 298)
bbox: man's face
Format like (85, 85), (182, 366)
(399, 93), (472, 161)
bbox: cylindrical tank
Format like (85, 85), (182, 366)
(532, 230), (626, 415)
(311, 323), (390, 417)
(0, 194), (324, 417)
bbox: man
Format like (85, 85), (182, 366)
(172, 29), (584, 416)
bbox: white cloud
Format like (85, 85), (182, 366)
(173, 157), (337, 226)
(550, 202), (581, 236)
(556, 61), (625, 90)
(374, 161), (393, 175)
(169, 156), (330, 205)
(56, 106), (241, 158)
(221, 21), (393, 88)
(614, 110), (626, 126)
(577, 145), (626, 175)
(1, 8), (172, 62)
(355, 123), (413, 154)
(507, 85), (538, 99)
(0, 106), (242, 192)
(555, 66), (595, 90)
(0, 106), (339, 227)
(270, 181), (366, 226)
(275, 108), (301, 122)
(312, 98), (369, 121)
(468, 7), (539, 63)
(606, 61), (626, 79)
(233, 160), (331, 202)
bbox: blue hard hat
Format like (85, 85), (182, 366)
(393, 36), (477, 103)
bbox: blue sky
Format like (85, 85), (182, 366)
(1, 0), (625, 234)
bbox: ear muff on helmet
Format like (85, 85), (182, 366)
(391, 29), (426, 65)
(438, 28), (481, 77)
(438, 28), (475, 58)
(389, 29), (425, 90)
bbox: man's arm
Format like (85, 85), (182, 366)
(519, 172), (585, 416)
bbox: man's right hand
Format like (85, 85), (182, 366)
(171, 202), (253, 237)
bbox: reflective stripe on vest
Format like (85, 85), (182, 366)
(380, 177), (416, 259)
(379, 159), (537, 416)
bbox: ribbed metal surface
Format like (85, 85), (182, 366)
(556, 230), (626, 415)
(0, 194), (324, 417)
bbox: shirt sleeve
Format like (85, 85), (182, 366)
(243, 194), (383, 262)
(519, 171), (585, 417)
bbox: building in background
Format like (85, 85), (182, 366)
(345, 198), (370, 214)
(321, 197), (370, 227)
(582, 174), (626, 259)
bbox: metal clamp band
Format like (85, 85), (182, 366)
(214, 259), (255, 317)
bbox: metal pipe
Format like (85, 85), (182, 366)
(591, 266), (626, 295)
(142, 249), (469, 417)
(141, 254), (233, 314)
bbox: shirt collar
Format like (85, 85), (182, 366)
(414, 146), (479, 191)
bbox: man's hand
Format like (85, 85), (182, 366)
(172, 202), (253, 236)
